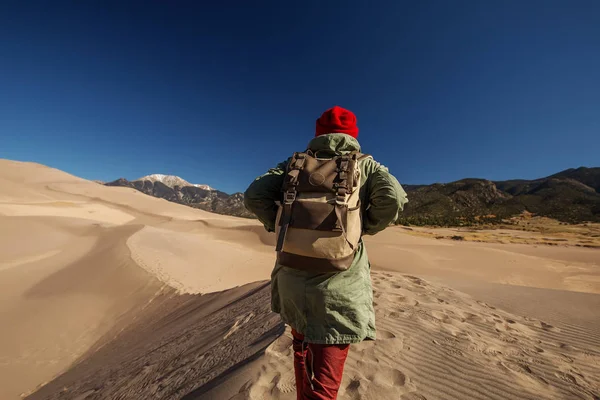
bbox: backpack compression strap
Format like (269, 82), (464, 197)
(275, 152), (305, 251)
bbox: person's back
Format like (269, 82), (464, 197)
(244, 106), (407, 400)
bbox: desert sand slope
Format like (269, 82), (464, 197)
(242, 272), (600, 400)
(21, 271), (600, 400)
(2, 159), (599, 400)
(0, 160), (275, 399)
(0, 215), (165, 399)
(26, 282), (283, 400)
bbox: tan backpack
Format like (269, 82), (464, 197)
(275, 150), (371, 272)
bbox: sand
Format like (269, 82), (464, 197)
(244, 272), (600, 400)
(0, 160), (268, 399)
(1, 159), (599, 400)
(402, 224), (600, 249)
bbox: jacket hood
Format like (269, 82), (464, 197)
(307, 133), (361, 157)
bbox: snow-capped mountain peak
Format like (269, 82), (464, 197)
(136, 174), (213, 190)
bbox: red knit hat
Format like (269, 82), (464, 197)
(315, 106), (359, 138)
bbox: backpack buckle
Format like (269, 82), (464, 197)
(335, 187), (347, 205)
(284, 190), (297, 204)
(293, 157), (305, 169)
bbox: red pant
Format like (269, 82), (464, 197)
(291, 329), (350, 400)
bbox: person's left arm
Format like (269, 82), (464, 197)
(244, 160), (288, 232)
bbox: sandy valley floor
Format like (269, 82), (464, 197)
(1, 159), (598, 400)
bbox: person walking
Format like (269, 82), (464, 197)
(244, 105), (407, 400)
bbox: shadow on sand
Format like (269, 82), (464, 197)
(27, 282), (283, 400)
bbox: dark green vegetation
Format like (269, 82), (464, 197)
(397, 167), (600, 226)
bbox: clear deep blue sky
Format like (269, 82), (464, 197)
(1, 1), (599, 194)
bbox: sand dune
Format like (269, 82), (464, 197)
(0, 216), (164, 399)
(1, 159), (599, 399)
(127, 225), (274, 294)
(0, 160), (273, 399)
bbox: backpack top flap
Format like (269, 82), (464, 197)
(282, 151), (361, 197)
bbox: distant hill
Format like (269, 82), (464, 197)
(398, 167), (600, 225)
(549, 167), (600, 193)
(105, 175), (251, 218)
(106, 167), (600, 225)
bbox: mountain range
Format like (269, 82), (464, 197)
(399, 167), (600, 225)
(105, 167), (600, 225)
(105, 175), (251, 218)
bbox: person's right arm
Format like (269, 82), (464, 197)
(361, 159), (408, 235)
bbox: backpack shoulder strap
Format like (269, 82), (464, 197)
(277, 152), (307, 251)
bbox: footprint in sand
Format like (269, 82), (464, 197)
(405, 276), (426, 286)
(274, 371), (296, 394)
(500, 360), (533, 374)
(388, 310), (405, 318)
(477, 300), (496, 310)
(359, 351), (380, 364)
(340, 379), (365, 400)
(367, 365), (407, 386)
(269, 335), (293, 353)
(391, 294), (407, 303)
(345, 378), (362, 391)
(534, 320), (560, 332)
(431, 310), (451, 323)
(456, 311), (482, 323)
(377, 329), (397, 340)
(390, 368), (406, 386)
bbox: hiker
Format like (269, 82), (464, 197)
(244, 106), (408, 400)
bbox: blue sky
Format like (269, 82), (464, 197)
(1, 1), (599, 194)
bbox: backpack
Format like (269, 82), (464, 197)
(275, 150), (371, 272)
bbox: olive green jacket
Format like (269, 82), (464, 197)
(244, 134), (407, 344)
